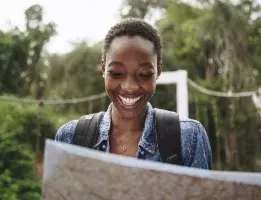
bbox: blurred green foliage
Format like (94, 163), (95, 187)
(0, 137), (41, 200)
(0, 4), (56, 97)
(0, 101), (57, 199)
(0, 99), (77, 199)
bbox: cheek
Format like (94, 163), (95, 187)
(105, 77), (157, 94)
(142, 79), (157, 93)
(104, 78), (118, 91)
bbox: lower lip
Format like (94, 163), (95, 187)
(117, 96), (141, 109)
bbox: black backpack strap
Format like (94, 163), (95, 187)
(72, 113), (103, 148)
(155, 108), (183, 165)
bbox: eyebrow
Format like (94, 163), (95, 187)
(107, 61), (124, 68)
(140, 62), (154, 69)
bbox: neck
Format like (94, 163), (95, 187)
(111, 105), (147, 132)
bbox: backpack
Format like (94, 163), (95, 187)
(72, 108), (183, 165)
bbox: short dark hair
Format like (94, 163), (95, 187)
(102, 18), (162, 66)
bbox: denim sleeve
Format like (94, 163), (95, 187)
(55, 120), (78, 144)
(181, 120), (212, 170)
(190, 122), (212, 169)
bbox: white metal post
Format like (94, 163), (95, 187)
(156, 70), (188, 118)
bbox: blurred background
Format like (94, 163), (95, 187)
(0, 0), (261, 199)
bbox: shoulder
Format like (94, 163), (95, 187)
(179, 117), (208, 143)
(179, 118), (205, 156)
(180, 117), (204, 133)
(55, 119), (78, 143)
(179, 117), (212, 169)
(179, 117), (209, 148)
(55, 114), (101, 144)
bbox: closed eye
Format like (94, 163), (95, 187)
(107, 71), (124, 78)
(138, 73), (154, 79)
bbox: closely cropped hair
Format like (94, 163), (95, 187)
(102, 18), (163, 66)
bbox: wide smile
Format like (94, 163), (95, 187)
(118, 95), (142, 107)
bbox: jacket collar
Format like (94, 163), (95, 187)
(94, 102), (157, 154)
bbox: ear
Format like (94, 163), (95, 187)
(101, 59), (106, 74)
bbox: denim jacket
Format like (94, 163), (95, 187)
(55, 103), (212, 170)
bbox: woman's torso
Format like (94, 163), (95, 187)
(55, 103), (212, 169)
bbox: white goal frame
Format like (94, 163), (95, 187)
(156, 70), (188, 119)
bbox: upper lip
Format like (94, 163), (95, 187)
(118, 94), (141, 98)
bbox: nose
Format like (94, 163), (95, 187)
(121, 76), (139, 93)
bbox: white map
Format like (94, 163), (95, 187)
(43, 139), (261, 200)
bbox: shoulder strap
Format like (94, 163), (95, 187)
(72, 113), (102, 148)
(154, 108), (183, 165)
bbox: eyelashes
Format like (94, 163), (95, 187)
(138, 73), (154, 79)
(107, 71), (154, 79)
(107, 71), (124, 78)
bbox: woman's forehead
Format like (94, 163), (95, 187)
(107, 36), (156, 59)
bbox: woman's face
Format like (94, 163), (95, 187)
(102, 36), (161, 119)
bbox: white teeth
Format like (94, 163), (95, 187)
(119, 95), (141, 106)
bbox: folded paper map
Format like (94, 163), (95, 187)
(43, 139), (261, 200)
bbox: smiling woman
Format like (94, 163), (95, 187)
(55, 18), (212, 169)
